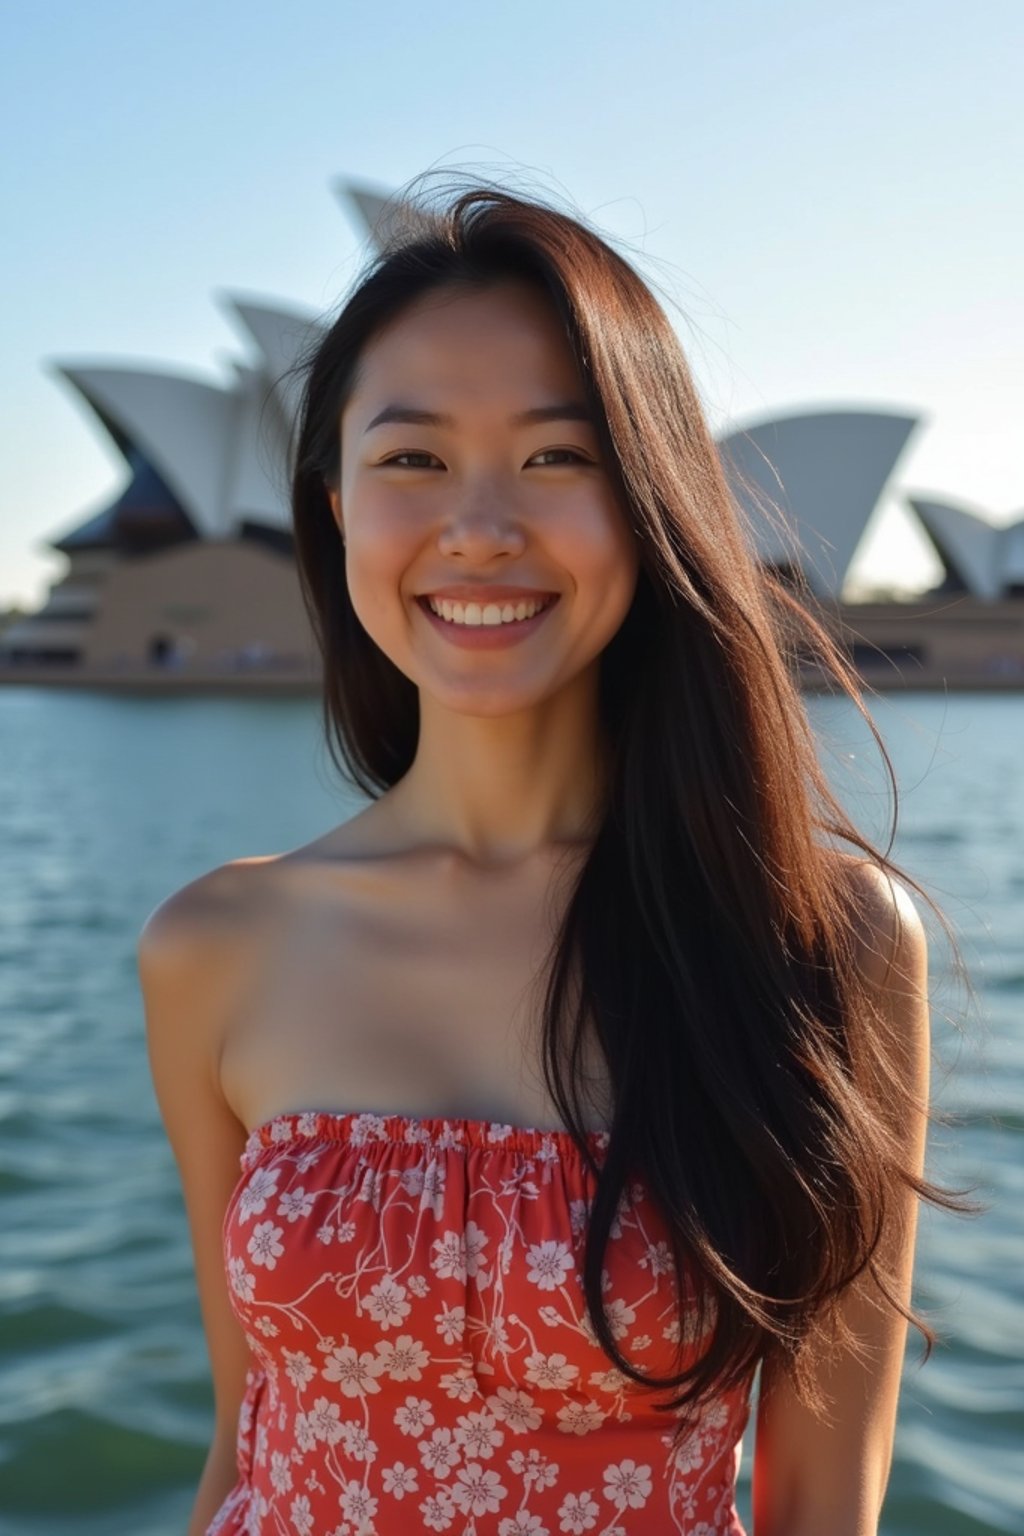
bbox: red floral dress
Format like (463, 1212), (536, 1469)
(209, 1111), (752, 1535)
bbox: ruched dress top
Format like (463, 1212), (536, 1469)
(209, 1110), (752, 1535)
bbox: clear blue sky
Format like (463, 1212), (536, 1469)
(2, 0), (1020, 609)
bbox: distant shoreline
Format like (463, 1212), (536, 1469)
(0, 665), (320, 695)
(2, 663), (1024, 694)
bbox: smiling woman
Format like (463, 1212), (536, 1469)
(138, 175), (969, 1536)
(321, 277), (639, 705)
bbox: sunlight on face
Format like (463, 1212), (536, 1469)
(333, 279), (640, 718)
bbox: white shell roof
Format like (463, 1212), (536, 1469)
(718, 409), (919, 601)
(56, 364), (240, 539)
(221, 369), (292, 531)
(223, 296), (325, 428)
(53, 296), (323, 541)
(909, 496), (1024, 600)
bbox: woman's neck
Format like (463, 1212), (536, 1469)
(384, 677), (608, 868)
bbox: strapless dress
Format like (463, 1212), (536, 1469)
(208, 1109), (752, 1535)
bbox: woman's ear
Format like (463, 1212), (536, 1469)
(325, 485), (345, 544)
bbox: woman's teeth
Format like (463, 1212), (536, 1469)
(426, 597), (551, 627)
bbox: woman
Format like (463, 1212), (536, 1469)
(139, 179), (962, 1536)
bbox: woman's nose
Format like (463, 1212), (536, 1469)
(436, 486), (527, 560)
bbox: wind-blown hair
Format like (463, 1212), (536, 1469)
(288, 175), (968, 1435)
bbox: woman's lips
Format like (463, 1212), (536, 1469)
(416, 594), (559, 649)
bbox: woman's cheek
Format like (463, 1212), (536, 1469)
(342, 527), (421, 661)
(348, 493), (422, 573)
(555, 500), (639, 593)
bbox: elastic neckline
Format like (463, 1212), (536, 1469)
(245, 1107), (610, 1160)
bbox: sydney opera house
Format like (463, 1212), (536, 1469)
(2, 181), (1022, 691)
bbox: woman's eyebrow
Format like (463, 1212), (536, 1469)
(363, 401), (596, 432)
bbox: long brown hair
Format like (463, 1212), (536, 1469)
(287, 174), (970, 1436)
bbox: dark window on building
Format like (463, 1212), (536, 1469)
(148, 634), (176, 666)
(7, 648), (80, 665)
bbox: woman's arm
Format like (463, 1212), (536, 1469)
(752, 862), (931, 1536)
(138, 870), (257, 1536)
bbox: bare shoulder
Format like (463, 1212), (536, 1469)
(137, 798), (399, 962)
(138, 854), (281, 958)
(830, 851), (931, 1119)
(831, 849), (929, 989)
(137, 855), (291, 1083)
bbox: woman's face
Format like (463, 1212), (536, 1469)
(331, 279), (640, 718)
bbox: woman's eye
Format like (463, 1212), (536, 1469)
(383, 451), (442, 469)
(530, 448), (589, 466)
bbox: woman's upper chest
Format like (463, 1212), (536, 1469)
(218, 844), (609, 1134)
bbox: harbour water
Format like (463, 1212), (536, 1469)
(0, 687), (1020, 1534)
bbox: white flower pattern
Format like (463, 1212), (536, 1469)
(207, 1111), (752, 1535)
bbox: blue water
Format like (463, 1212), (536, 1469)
(0, 688), (1020, 1535)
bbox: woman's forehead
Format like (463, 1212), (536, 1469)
(345, 283), (584, 425)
